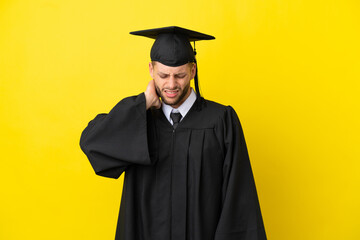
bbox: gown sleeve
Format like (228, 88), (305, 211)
(79, 93), (157, 179)
(214, 106), (267, 240)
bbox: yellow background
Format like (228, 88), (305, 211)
(1, 0), (359, 239)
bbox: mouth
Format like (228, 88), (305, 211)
(164, 89), (179, 98)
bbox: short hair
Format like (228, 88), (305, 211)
(151, 61), (195, 69)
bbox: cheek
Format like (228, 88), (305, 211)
(154, 77), (172, 89)
(180, 78), (191, 88)
(153, 78), (163, 90)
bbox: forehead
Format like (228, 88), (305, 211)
(154, 61), (191, 73)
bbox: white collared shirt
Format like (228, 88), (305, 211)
(162, 88), (197, 125)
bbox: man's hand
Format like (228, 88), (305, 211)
(145, 80), (161, 110)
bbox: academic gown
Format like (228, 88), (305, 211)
(80, 93), (267, 240)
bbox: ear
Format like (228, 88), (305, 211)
(149, 62), (154, 79)
(190, 63), (196, 80)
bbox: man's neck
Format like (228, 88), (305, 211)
(161, 88), (197, 124)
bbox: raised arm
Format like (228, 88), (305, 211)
(79, 90), (158, 179)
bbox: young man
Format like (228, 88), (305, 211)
(80, 26), (267, 240)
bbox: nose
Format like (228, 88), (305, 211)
(168, 75), (176, 89)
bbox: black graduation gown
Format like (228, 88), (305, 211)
(80, 93), (267, 240)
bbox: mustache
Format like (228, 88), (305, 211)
(163, 87), (181, 91)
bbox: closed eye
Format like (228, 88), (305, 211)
(175, 74), (187, 79)
(158, 73), (169, 78)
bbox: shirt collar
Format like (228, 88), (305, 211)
(162, 88), (197, 124)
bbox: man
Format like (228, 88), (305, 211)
(80, 26), (267, 240)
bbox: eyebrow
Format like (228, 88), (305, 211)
(158, 72), (187, 77)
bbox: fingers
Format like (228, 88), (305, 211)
(145, 80), (161, 110)
(153, 98), (161, 109)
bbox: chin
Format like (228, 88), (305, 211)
(162, 98), (180, 106)
(160, 93), (180, 105)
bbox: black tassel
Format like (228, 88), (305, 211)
(193, 41), (201, 99)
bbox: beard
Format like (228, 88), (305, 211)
(155, 82), (191, 107)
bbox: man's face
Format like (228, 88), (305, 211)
(149, 61), (196, 109)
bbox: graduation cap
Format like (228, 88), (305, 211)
(130, 26), (215, 98)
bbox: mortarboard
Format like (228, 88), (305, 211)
(130, 26), (215, 98)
